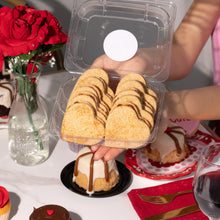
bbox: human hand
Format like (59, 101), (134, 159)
(91, 47), (161, 77)
(91, 144), (125, 161)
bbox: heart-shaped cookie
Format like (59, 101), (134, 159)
(105, 105), (151, 148)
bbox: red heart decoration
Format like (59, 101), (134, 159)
(47, 209), (54, 216)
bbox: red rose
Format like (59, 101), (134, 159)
(0, 6), (67, 62)
(35, 10), (68, 45)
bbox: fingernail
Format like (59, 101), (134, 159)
(104, 156), (109, 162)
(93, 155), (99, 161)
(91, 146), (97, 152)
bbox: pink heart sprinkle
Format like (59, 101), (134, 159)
(47, 209), (54, 216)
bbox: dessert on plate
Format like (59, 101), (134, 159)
(29, 204), (70, 220)
(73, 146), (119, 195)
(144, 123), (189, 164)
(0, 186), (11, 220)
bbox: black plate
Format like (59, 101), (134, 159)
(60, 160), (132, 198)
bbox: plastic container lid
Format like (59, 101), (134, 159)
(49, 0), (176, 148)
(64, 0), (176, 81)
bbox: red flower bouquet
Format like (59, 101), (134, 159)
(0, 5), (67, 117)
(0, 5), (67, 72)
(0, 5), (68, 162)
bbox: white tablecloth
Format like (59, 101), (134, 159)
(0, 71), (211, 220)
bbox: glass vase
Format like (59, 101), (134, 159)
(8, 68), (49, 166)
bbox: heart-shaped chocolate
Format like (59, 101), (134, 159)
(47, 209), (54, 216)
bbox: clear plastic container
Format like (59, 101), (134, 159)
(49, 75), (167, 148)
(49, 0), (176, 148)
(64, 0), (176, 81)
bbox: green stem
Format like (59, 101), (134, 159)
(14, 62), (44, 150)
(23, 95), (44, 150)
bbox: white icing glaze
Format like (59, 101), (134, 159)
(73, 147), (119, 194)
(150, 126), (186, 160)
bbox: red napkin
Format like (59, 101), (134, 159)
(128, 178), (208, 220)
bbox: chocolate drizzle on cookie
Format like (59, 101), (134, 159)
(71, 101), (106, 126)
(113, 103), (153, 130)
(75, 92), (109, 119)
(116, 87), (156, 113)
(87, 76), (113, 101)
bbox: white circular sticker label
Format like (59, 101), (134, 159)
(103, 29), (138, 62)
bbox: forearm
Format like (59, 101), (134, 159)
(168, 0), (220, 80)
(166, 86), (220, 120)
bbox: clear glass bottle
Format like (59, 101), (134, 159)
(8, 68), (49, 166)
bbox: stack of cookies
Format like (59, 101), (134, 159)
(105, 73), (157, 148)
(61, 69), (158, 148)
(61, 68), (114, 145)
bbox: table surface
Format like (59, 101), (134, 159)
(0, 71), (214, 220)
